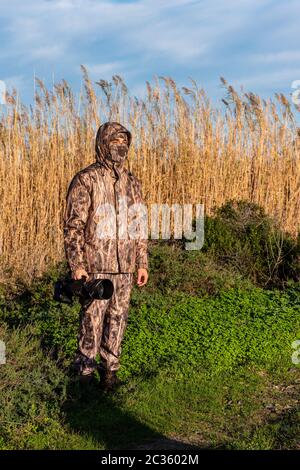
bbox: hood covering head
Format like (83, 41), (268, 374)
(95, 121), (132, 179)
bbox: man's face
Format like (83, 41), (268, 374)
(108, 132), (129, 164)
(110, 133), (128, 145)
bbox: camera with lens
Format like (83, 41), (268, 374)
(53, 273), (114, 309)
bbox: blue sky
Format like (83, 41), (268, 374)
(0, 0), (300, 120)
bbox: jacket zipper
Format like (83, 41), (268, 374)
(113, 178), (121, 273)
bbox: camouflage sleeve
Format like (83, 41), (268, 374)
(63, 173), (91, 273)
(132, 175), (149, 271)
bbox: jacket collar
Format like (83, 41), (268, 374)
(98, 162), (126, 178)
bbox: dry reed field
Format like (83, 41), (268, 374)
(0, 65), (300, 285)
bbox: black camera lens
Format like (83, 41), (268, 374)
(54, 277), (114, 306)
(95, 279), (114, 299)
(84, 279), (114, 300)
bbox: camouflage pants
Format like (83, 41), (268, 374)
(73, 273), (134, 375)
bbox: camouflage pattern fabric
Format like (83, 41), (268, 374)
(63, 121), (148, 274)
(63, 122), (148, 375)
(73, 272), (134, 375)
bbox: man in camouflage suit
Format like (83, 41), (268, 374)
(63, 121), (148, 390)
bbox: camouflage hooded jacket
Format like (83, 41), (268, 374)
(63, 122), (148, 274)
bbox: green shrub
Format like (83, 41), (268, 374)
(146, 240), (254, 297)
(0, 322), (68, 449)
(199, 199), (300, 288)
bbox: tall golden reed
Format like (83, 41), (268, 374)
(0, 66), (299, 285)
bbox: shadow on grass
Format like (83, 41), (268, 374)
(62, 375), (204, 451)
(265, 404), (300, 449)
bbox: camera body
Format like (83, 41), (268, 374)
(54, 274), (114, 309)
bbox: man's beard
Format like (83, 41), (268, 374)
(108, 143), (128, 165)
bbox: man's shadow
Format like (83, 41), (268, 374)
(62, 372), (203, 451)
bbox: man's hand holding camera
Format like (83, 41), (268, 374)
(72, 268), (89, 281)
(72, 267), (148, 287)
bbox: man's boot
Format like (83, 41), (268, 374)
(78, 373), (94, 384)
(99, 369), (122, 391)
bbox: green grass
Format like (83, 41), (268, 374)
(1, 282), (300, 450)
(9, 362), (297, 450)
(0, 200), (300, 449)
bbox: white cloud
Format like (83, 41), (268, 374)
(249, 51), (300, 64)
(84, 61), (128, 76)
(2, 74), (25, 91)
(30, 45), (66, 60)
(230, 68), (300, 90)
(0, 0), (273, 66)
(0, 74), (31, 104)
(0, 0), (300, 104)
